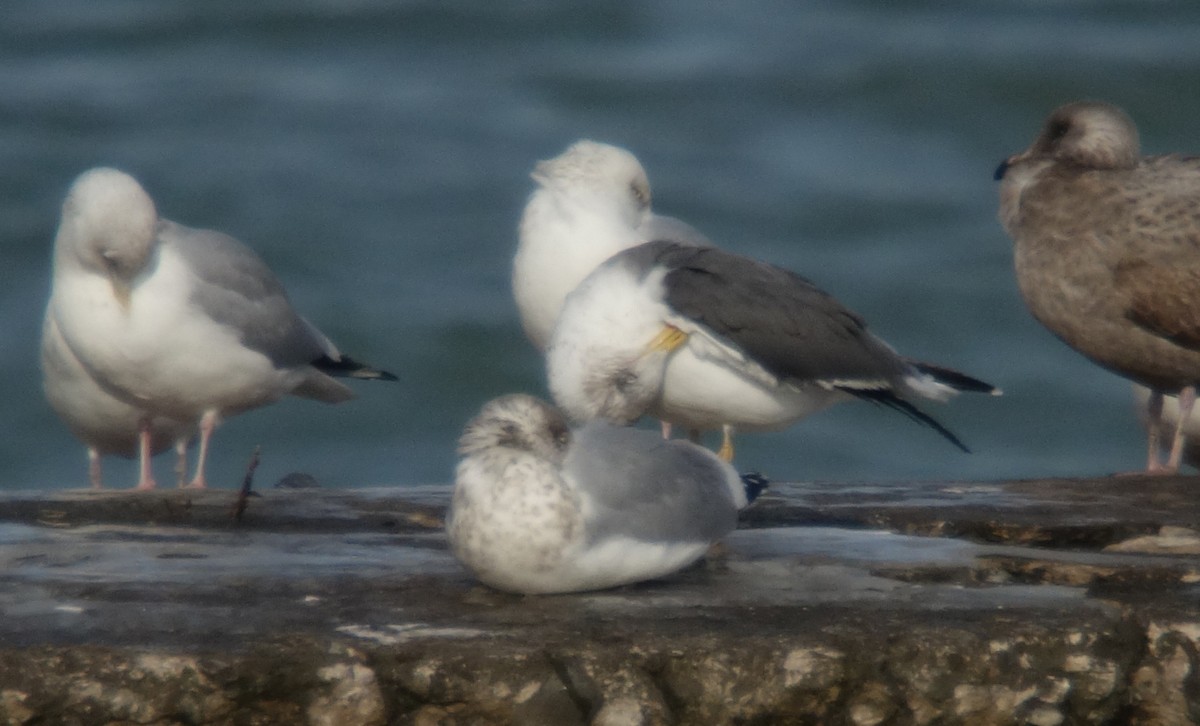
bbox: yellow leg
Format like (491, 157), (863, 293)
(644, 325), (688, 354)
(717, 425), (735, 462)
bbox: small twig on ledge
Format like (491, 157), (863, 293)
(232, 446), (261, 524)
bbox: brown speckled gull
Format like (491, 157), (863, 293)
(996, 101), (1200, 473)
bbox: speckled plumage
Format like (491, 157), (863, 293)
(997, 101), (1200, 471)
(447, 394), (753, 595)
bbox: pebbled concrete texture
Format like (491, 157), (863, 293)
(0, 476), (1198, 725)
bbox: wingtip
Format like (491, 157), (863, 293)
(314, 354), (399, 382)
(739, 472), (769, 504)
(842, 387), (974, 454)
(352, 368), (399, 382)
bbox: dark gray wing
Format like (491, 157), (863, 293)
(620, 241), (908, 385)
(564, 422), (740, 545)
(619, 241), (975, 452)
(159, 219), (331, 369)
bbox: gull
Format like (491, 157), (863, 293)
(513, 139), (710, 350)
(41, 312), (193, 489)
(46, 167), (397, 489)
(547, 240), (1000, 461)
(996, 101), (1200, 473)
(446, 394), (765, 594)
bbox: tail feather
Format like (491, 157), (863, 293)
(313, 354), (398, 382)
(909, 361), (1000, 395)
(839, 386), (971, 453)
(739, 472), (769, 505)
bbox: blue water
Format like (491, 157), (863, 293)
(5, 0), (1200, 490)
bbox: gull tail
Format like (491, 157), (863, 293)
(739, 472), (769, 505)
(840, 387), (971, 454)
(314, 354), (398, 382)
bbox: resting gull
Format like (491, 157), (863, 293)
(996, 101), (1200, 473)
(446, 394), (765, 595)
(547, 240), (999, 461)
(46, 167), (396, 489)
(513, 139), (710, 350)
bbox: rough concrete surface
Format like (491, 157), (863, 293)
(1, 476), (1199, 725)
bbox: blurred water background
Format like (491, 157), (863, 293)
(5, 0), (1200, 491)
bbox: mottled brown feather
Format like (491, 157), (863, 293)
(999, 102), (1200, 392)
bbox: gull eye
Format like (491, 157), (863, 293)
(629, 180), (650, 209)
(496, 421), (521, 447)
(100, 250), (122, 272)
(1048, 119), (1070, 142)
(550, 422), (571, 449)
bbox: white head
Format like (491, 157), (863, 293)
(458, 394), (573, 465)
(531, 139), (653, 230)
(54, 168), (159, 297)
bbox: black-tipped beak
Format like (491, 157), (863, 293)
(993, 159), (1010, 181)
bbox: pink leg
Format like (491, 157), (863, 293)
(174, 437), (189, 488)
(1165, 386), (1196, 474)
(660, 421), (672, 440)
(185, 411), (219, 489)
(1144, 390), (1165, 473)
(88, 447), (103, 489)
(134, 419), (157, 490)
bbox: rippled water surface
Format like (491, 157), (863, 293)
(5, 0), (1200, 489)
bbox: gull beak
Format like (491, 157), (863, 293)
(994, 151), (1028, 181)
(643, 325), (688, 355)
(110, 278), (132, 311)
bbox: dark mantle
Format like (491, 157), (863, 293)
(1, 476), (1199, 725)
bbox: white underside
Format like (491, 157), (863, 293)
(474, 537), (711, 595)
(52, 244), (306, 422)
(41, 313), (193, 457)
(652, 341), (847, 432)
(514, 192), (645, 350)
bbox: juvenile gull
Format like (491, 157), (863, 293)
(996, 101), (1200, 472)
(513, 139), (710, 349)
(46, 167), (397, 489)
(41, 312), (193, 489)
(446, 394), (765, 595)
(547, 240), (999, 461)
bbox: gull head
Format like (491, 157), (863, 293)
(998, 101), (1140, 179)
(531, 140), (652, 229)
(458, 394), (572, 464)
(56, 168), (159, 300)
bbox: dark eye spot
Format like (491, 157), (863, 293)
(629, 181), (650, 208)
(550, 422), (571, 450)
(497, 421), (521, 448)
(1048, 119), (1070, 141)
(612, 369), (637, 392)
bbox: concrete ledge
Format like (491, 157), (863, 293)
(1, 477), (1198, 725)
